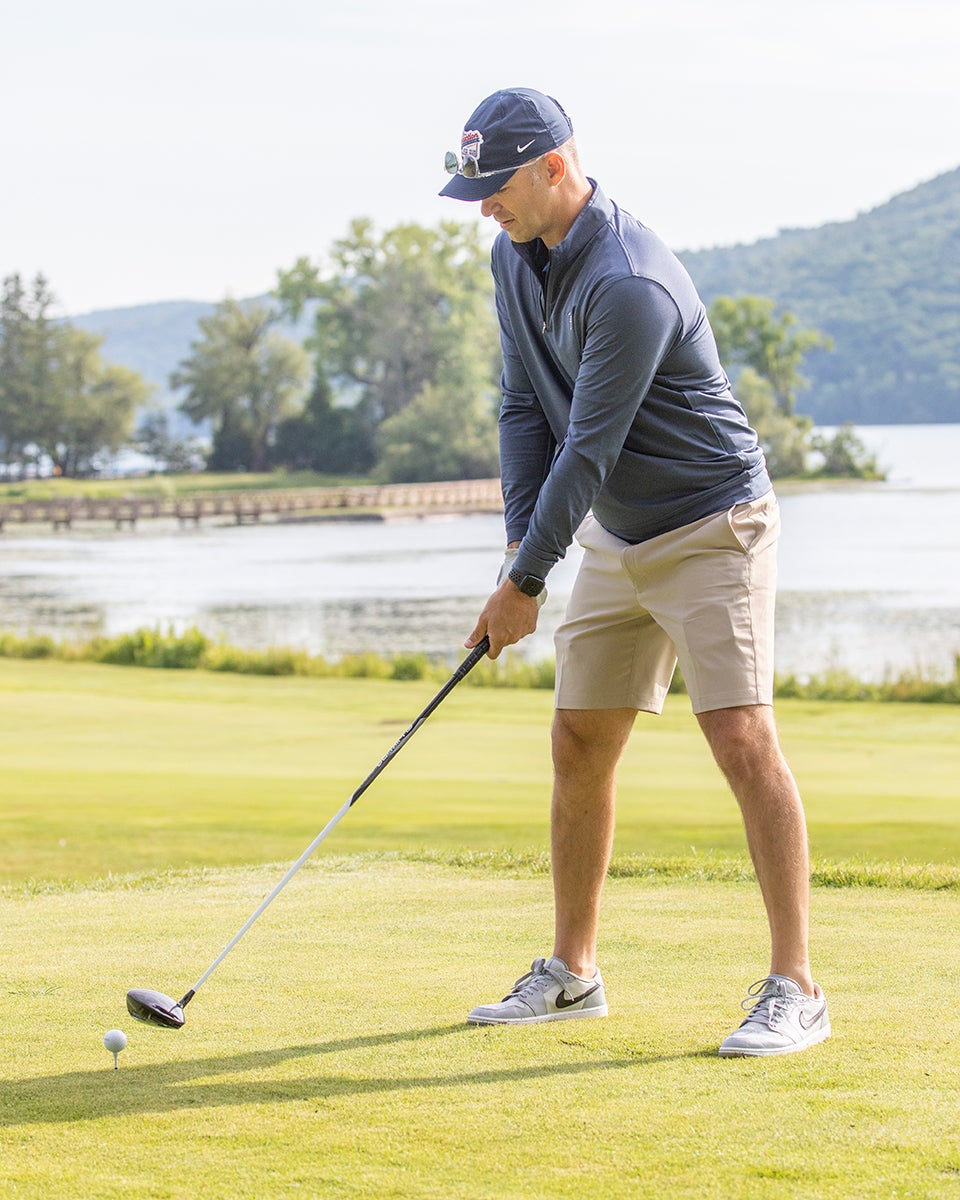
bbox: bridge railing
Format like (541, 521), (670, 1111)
(0, 478), (505, 531)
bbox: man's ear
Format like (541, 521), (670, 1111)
(543, 150), (567, 188)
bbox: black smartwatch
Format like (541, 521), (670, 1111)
(508, 566), (546, 598)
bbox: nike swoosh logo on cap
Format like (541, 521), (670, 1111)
(516, 139), (536, 154)
(555, 982), (602, 1010)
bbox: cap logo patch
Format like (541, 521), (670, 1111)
(461, 129), (483, 168)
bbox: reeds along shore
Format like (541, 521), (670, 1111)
(0, 627), (958, 702)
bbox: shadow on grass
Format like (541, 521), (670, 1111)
(3, 1022), (715, 1127)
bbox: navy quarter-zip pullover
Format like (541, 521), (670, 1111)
(495, 182), (771, 584)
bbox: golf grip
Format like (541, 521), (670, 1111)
(180, 635), (491, 1004)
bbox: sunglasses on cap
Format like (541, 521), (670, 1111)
(444, 150), (543, 180)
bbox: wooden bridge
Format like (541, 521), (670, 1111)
(0, 478), (505, 532)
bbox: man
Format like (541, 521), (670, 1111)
(439, 87), (829, 1057)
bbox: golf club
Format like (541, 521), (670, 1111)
(126, 635), (491, 1028)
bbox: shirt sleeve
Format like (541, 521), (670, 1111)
(492, 256), (557, 546)
(511, 274), (683, 580)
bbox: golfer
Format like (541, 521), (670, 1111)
(440, 87), (830, 1056)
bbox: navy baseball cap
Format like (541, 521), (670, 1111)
(440, 88), (574, 201)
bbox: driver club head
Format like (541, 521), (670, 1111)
(126, 987), (187, 1029)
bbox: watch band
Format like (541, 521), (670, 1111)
(508, 566), (546, 597)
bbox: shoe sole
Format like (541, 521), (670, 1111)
(467, 1005), (609, 1026)
(718, 1023), (831, 1057)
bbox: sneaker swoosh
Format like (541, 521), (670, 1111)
(555, 982), (602, 1010)
(798, 1002), (827, 1030)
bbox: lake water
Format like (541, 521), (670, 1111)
(0, 424), (958, 681)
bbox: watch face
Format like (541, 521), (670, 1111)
(519, 574), (545, 597)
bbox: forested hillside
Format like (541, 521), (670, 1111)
(679, 167), (960, 423)
(72, 168), (960, 427)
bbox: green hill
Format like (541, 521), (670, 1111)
(73, 299), (216, 388)
(679, 167), (960, 423)
(72, 168), (960, 427)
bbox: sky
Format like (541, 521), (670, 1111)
(2, 0), (957, 317)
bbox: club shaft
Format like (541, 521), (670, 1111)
(182, 636), (490, 1003)
(346, 636), (490, 810)
(186, 796), (354, 996)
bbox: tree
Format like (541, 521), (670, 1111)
(809, 423), (883, 479)
(171, 299), (310, 472)
(734, 368), (812, 478)
(39, 327), (148, 476)
(271, 377), (375, 475)
(136, 409), (203, 473)
(0, 275), (28, 458)
(708, 295), (881, 480)
(1, 273), (149, 476)
(709, 295), (833, 415)
(0, 274), (58, 462)
(276, 219), (500, 449)
(376, 379), (499, 483)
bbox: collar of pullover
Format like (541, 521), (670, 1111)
(511, 179), (610, 277)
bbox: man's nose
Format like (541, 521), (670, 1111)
(480, 195), (500, 219)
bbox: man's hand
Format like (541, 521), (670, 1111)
(465, 579), (540, 659)
(498, 546), (548, 606)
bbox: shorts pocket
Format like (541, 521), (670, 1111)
(575, 512), (630, 555)
(726, 494), (780, 553)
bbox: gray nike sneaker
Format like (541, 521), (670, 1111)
(719, 974), (831, 1057)
(467, 956), (608, 1025)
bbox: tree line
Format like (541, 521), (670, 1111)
(1, 222), (878, 482)
(0, 274), (149, 477)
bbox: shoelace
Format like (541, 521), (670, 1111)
(738, 977), (798, 1029)
(502, 957), (563, 1002)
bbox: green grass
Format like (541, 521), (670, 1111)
(0, 470), (364, 502)
(2, 659), (958, 888)
(3, 861), (959, 1199)
(2, 659), (960, 1197)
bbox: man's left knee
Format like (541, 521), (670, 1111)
(697, 704), (780, 779)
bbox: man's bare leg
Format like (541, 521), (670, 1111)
(551, 706), (637, 977)
(697, 704), (813, 994)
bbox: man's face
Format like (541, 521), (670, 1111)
(479, 158), (562, 247)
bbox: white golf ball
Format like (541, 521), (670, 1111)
(103, 1029), (127, 1053)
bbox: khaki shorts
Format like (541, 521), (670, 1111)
(554, 492), (780, 714)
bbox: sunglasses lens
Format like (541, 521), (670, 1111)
(444, 151), (459, 175)
(462, 159), (479, 178)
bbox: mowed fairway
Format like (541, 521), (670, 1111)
(3, 658), (959, 884)
(2, 659), (959, 1198)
